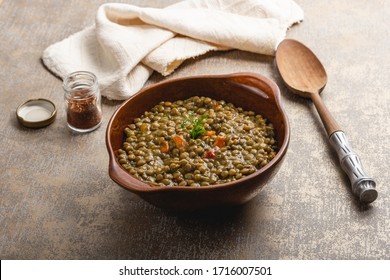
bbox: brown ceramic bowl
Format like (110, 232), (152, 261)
(106, 73), (290, 210)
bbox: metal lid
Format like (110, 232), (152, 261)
(16, 98), (57, 128)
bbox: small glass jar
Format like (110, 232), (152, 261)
(63, 71), (102, 133)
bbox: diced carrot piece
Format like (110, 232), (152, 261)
(160, 141), (170, 153)
(201, 130), (216, 137)
(173, 135), (188, 149)
(213, 136), (225, 148)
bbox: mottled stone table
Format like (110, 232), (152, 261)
(1, 0), (389, 259)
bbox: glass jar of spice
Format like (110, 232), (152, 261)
(63, 71), (102, 133)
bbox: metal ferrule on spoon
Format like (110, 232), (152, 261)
(276, 39), (377, 204)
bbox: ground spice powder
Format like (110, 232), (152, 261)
(66, 90), (102, 129)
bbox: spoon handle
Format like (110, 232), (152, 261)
(310, 92), (342, 135)
(329, 131), (377, 203)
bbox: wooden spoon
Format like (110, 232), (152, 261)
(276, 39), (377, 203)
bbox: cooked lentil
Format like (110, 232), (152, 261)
(118, 96), (277, 186)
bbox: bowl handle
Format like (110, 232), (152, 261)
(108, 154), (151, 192)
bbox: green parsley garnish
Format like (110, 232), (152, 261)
(181, 111), (208, 139)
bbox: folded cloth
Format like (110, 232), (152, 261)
(42, 0), (303, 100)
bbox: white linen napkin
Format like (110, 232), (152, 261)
(42, 0), (303, 100)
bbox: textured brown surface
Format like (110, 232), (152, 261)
(1, 0), (389, 259)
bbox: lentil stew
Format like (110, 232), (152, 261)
(117, 96), (277, 187)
